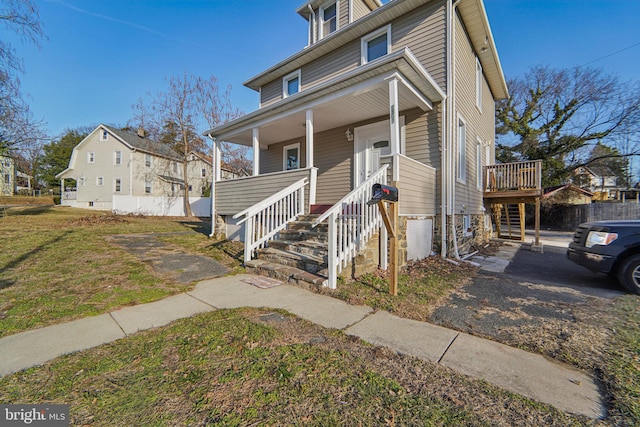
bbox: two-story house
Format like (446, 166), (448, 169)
(1, 155), (32, 196)
(57, 124), (212, 211)
(205, 0), (539, 288)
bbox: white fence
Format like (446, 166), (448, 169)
(113, 196), (211, 217)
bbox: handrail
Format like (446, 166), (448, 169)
(233, 178), (308, 224)
(234, 177), (308, 263)
(313, 165), (389, 289)
(312, 164), (389, 227)
(484, 160), (542, 193)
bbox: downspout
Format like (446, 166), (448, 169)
(307, 4), (316, 46)
(449, 0), (461, 259)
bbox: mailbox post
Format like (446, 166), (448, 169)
(368, 182), (399, 296)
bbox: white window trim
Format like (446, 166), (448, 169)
(96, 176), (104, 187)
(476, 138), (483, 191)
(320, 0), (339, 39)
(145, 180), (152, 194)
(463, 215), (473, 237)
(79, 177), (85, 187)
(100, 130), (108, 141)
(87, 152), (95, 164)
(114, 177), (122, 193)
(282, 69), (301, 98)
(476, 57), (483, 111)
(457, 114), (467, 184)
(145, 154), (152, 168)
(283, 143), (301, 171)
(361, 24), (392, 65)
(114, 150), (122, 166)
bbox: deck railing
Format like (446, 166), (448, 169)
(312, 165), (388, 289)
(233, 177), (308, 263)
(484, 160), (542, 193)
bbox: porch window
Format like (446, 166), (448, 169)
(361, 25), (391, 64)
(283, 70), (301, 98)
(457, 115), (467, 183)
(320, 1), (338, 38)
(283, 143), (300, 171)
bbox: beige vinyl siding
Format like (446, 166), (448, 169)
(352, 0), (374, 21)
(314, 125), (354, 204)
(380, 155), (436, 215)
(453, 13), (495, 214)
(258, 0), (447, 104)
(215, 169), (312, 215)
(260, 79), (282, 108)
(339, 0), (349, 28)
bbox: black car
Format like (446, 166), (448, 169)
(567, 220), (640, 294)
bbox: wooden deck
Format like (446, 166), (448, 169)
(483, 161), (542, 202)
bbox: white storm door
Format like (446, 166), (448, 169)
(354, 121), (391, 188)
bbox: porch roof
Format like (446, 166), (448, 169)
(205, 48), (445, 147)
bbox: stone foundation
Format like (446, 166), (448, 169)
(433, 213), (493, 257)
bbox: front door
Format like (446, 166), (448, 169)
(354, 121), (391, 187)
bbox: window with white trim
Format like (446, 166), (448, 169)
(361, 25), (391, 64)
(201, 168), (206, 178)
(283, 70), (301, 98)
(172, 161), (178, 173)
(114, 150), (122, 166)
(96, 176), (104, 186)
(463, 215), (472, 237)
(114, 178), (122, 193)
(476, 139), (483, 190)
(145, 154), (152, 167)
(87, 152), (95, 164)
(320, 1), (338, 38)
(283, 143), (300, 171)
(457, 115), (467, 183)
(145, 180), (152, 194)
(476, 57), (482, 110)
(79, 177), (85, 187)
(100, 130), (108, 141)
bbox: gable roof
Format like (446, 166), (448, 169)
(544, 184), (595, 198)
(246, 0), (508, 100)
(106, 126), (181, 160)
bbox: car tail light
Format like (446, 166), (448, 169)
(585, 231), (618, 248)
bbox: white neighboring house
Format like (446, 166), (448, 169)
(56, 124), (211, 212)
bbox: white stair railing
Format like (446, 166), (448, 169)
(233, 178), (308, 263)
(312, 165), (388, 289)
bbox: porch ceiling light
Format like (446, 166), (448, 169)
(345, 129), (353, 142)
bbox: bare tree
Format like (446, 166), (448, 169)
(195, 75), (249, 173)
(496, 65), (640, 186)
(0, 0), (47, 154)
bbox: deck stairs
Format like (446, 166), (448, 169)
(495, 203), (525, 241)
(245, 214), (329, 288)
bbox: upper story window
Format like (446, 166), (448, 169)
(476, 57), (483, 110)
(201, 168), (206, 178)
(283, 70), (301, 98)
(361, 25), (391, 64)
(172, 161), (178, 173)
(145, 154), (152, 167)
(320, 1), (338, 38)
(87, 152), (95, 164)
(114, 150), (122, 166)
(100, 130), (108, 141)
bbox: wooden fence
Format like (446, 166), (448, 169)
(539, 202), (640, 230)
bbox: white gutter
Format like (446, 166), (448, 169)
(307, 4), (316, 46)
(208, 134), (217, 238)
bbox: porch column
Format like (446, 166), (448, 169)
(389, 77), (401, 181)
(252, 128), (260, 176)
(306, 109), (316, 205)
(209, 137), (221, 237)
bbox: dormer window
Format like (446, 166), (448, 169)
(320, 1), (338, 38)
(361, 25), (391, 64)
(283, 70), (301, 98)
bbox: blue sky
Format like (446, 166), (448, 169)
(5, 0), (640, 140)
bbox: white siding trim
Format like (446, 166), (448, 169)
(456, 114), (467, 184)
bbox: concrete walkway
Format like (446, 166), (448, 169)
(0, 274), (605, 419)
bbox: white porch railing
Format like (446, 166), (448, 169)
(233, 178), (308, 263)
(312, 165), (389, 289)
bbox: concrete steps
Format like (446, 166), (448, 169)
(246, 214), (329, 288)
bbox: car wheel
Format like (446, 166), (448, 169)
(617, 254), (640, 295)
